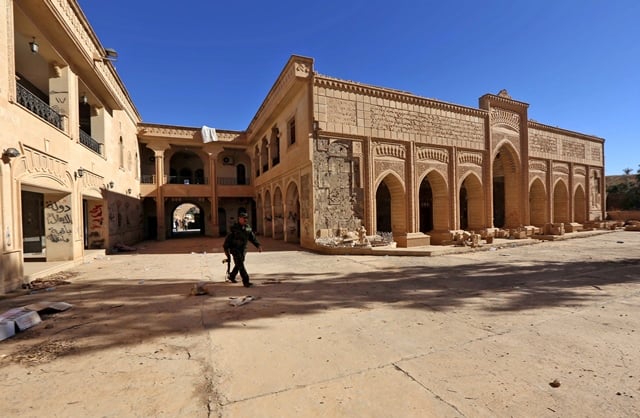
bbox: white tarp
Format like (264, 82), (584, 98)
(201, 125), (218, 143)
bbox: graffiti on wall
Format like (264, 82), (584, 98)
(45, 199), (72, 243)
(88, 203), (105, 248)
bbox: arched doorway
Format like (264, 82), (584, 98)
(492, 145), (521, 228)
(169, 150), (204, 184)
(172, 203), (203, 236)
(529, 178), (547, 226)
(285, 182), (300, 243)
(419, 170), (449, 233)
(553, 180), (570, 223)
(263, 190), (272, 237)
(573, 185), (586, 223)
(237, 164), (247, 185)
(418, 179), (433, 232)
(375, 173), (406, 237)
(273, 187), (284, 239)
(460, 174), (484, 231)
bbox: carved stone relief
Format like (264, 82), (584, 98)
(313, 139), (363, 231)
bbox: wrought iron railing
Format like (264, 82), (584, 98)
(141, 174), (156, 184)
(167, 175), (208, 185)
(16, 83), (62, 129)
(217, 177), (250, 185)
(79, 130), (102, 155)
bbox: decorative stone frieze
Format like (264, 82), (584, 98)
(326, 97), (357, 126)
(562, 138), (586, 159)
(529, 160), (548, 172)
(416, 146), (449, 163)
(490, 108), (520, 131)
(574, 166), (586, 177)
(374, 160), (404, 182)
(458, 151), (483, 166)
(375, 142), (405, 159)
(553, 162), (570, 175)
(17, 146), (69, 186)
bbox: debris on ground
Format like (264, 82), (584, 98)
(549, 379), (561, 388)
(229, 296), (254, 307)
(190, 282), (213, 296)
(24, 271), (77, 291)
(0, 301), (73, 341)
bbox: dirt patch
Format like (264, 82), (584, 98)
(4, 339), (75, 366)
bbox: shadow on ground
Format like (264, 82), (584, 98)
(1, 235), (639, 365)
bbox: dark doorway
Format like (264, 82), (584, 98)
(493, 176), (505, 228)
(459, 186), (468, 230)
(21, 190), (44, 253)
(419, 179), (433, 232)
(376, 182), (392, 233)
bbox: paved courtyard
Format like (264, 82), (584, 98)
(1, 231), (639, 417)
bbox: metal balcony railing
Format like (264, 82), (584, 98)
(167, 176), (208, 185)
(217, 177), (250, 185)
(141, 174), (156, 184)
(79, 130), (103, 155)
(16, 83), (62, 129)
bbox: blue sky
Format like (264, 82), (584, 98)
(78, 0), (639, 176)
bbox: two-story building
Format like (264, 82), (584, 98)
(1, 1), (606, 295)
(1, 0), (142, 293)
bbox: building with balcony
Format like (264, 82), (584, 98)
(1, 1), (606, 294)
(1, 0), (142, 293)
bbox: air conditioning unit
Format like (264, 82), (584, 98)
(222, 156), (234, 165)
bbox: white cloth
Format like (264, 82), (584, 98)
(201, 125), (218, 143)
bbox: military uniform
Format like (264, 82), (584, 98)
(223, 213), (261, 287)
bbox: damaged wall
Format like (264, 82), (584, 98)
(313, 137), (364, 235)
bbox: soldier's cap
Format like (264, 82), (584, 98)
(238, 212), (248, 218)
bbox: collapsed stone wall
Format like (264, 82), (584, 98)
(313, 137), (363, 235)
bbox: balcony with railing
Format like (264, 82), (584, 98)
(216, 176), (253, 197)
(79, 129), (103, 155)
(16, 83), (62, 129)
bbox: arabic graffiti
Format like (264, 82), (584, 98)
(88, 203), (105, 248)
(45, 199), (72, 243)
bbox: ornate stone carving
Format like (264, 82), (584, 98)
(529, 160), (547, 172)
(374, 142), (405, 159)
(326, 98), (357, 126)
(458, 151), (483, 166)
(562, 139), (586, 159)
(553, 162), (570, 175)
(416, 146), (448, 163)
(374, 160), (404, 182)
(490, 108), (520, 131)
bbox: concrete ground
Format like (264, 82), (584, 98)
(1, 231), (638, 417)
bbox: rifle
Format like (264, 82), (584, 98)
(222, 255), (232, 282)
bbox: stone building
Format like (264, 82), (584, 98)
(1, 0), (142, 294)
(1, 1), (606, 294)
(140, 55), (605, 249)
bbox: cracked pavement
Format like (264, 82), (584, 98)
(1, 230), (639, 417)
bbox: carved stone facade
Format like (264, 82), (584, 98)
(0, 1), (607, 294)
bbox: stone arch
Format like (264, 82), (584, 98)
(492, 142), (521, 228)
(263, 189), (272, 237)
(553, 179), (570, 223)
(168, 150), (204, 184)
(285, 181), (300, 243)
(573, 184), (586, 223)
(459, 173), (484, 231)
(256, 193), (263, 235)
(418, 169), (449, 232)
(169, 201), (204, 236)
(529, 177), (547, 227)
(374, 171), (406, 236)
(273, 187), (284, 239)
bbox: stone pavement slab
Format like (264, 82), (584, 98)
(0, 231), (638, 417)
